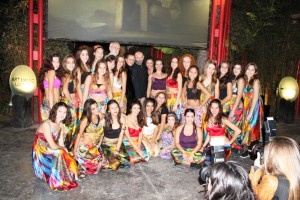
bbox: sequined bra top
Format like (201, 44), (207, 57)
(166, 77), (178, 88)
(128, 127), (142, 137)
(89, 83), (107, 96)
(152, 77), (166, 90)
(43, 77), (61, 89)
(84, 116), (104, 145)
(206, 125), (226, 137)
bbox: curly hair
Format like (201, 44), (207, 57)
(206, 161), (256, 200)
(204, 99), (224, 126)
(38, 54), (59, 93)
(48, 102), (72, 126)
(167, 56), (180, 80)
(129, 99), (145, 127)
(155, 91), (167, 112)
(143, 98), (159, 125)
(178, 54), (196, 76)
(105, 99), (123, 130)
(186, 65), (200, 100)
(244, 62), (259, 89)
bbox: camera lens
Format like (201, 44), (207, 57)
(198, 163), (211, 185)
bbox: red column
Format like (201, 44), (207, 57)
(37, 0), (44, 123)
(209, 0), (218, 60)
(28, 0), (34, 120)
(209, 0), (231, 65)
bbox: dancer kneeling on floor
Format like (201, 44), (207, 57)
(124, 100), (149, 164)
(32, 102), (78, 191)
(171, 108), (206, 167)
(73, 99), (105, 177)
(201, 99), (241, 161)
(101, 99), (130, 170)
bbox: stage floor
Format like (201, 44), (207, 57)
(0, 117), (299, 200)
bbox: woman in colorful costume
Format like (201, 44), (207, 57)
(146, 59), (167, 98)
(166, 56), (183, 119)
(201, 99), (241, 162)
(217, 61), (232, 117)
(228, 63), (245, 151)
(101, 100), (130, 170)
(159, 112), (179, 160)
(38, 54), (63, 121)
(199, 59), (219, 106)
(82, 60), (112, 114)
(142, 98), (160, 157)
(32, 102), (78, 191)
(181, 65), (211, 128)
(112, 56), (127, 113)
(171, 108), (206, 167)
(124, 100), (149, 164)
(241, 62), (264, 157)
(73, 99), (105, 177)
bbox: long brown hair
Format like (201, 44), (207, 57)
(38, 54), (59, 93)
(244, 62), (259, 89)
(129, 99), (145, 127)
(204, 99), (224, 126)
(143, 98), (159, 125)
(48, 102), (72, 126)
(200, 59), (217, 89)
(92, 60), (110, 86)
(62, 54), (78, 93)
(264, 136), (300, 200)
(105, 99), (122, 130)
(186, 65), (200, 99)
(75, 45), (90, 73)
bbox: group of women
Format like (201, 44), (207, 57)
(32, 45), (265, 191)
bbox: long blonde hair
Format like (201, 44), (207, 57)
(264, 136), (300, 200)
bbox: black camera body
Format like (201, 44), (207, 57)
(199, 145), (226, 185)
(249, 117), (277, 162)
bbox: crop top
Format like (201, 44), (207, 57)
(89, 83), (107, 96)
(113, 76), (122, 89)
(128, 127), (142, 137)
(143, 116), (157, 136)
(206, 125), (226, 137)
(187, 87), (201, 100)
(179, 125), (197, 149)
(68, 81), (75, 94)
(81, 71), (91, 84)
(104, 127), (121, 139)
(151, 77), (166, 90)
(166, 77), (178, 88)
(43, 77), (61, 89)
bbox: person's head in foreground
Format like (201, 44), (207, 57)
(206, 161), (255, 200)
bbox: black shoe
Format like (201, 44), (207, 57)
(190, 163), (203, 169)
(173, 160), (179, 166)
(240, 150), (249, 158)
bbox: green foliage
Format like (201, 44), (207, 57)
(0, 0), (72, 114)
(230, 0), (300, 110)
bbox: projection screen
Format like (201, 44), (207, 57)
(47, 0), (210, 49)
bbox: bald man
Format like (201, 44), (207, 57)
(129, 51), (148, 103)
